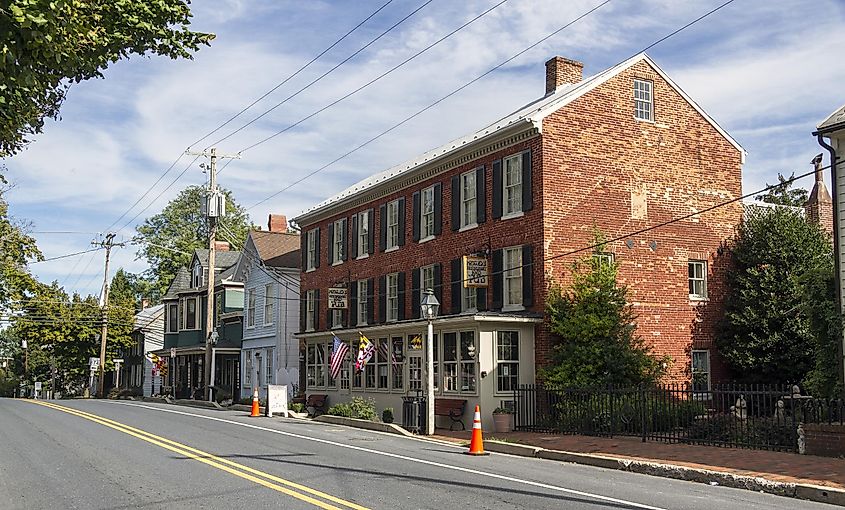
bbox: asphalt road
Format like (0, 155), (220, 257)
(0, 398), (838, 510)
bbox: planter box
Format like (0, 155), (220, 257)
(492, 413), (514, 433)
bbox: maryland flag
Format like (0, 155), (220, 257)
(355, 332), (375, 372)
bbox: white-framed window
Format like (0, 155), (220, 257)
(357, 280), (368, 326)
(255, 354), (263, 388)
(421, 186), (435, 239)
(461, 170), (477, 227)
(246, 288), (256, 328)
(266, 349), (273, 385)
(634, 79), (653, 121)
(504, 154), (523, 216)
(331, 309), (343, 329)
(504, 247), (523, 308)
(264, 284), (273, 325)
(339, 343), (351, 390)
(462, 285), (477, 312)
(692, 350), (710, 393)
(376, 338), (389, 389)
(593, 252), (615, 267)
(244, 351), (252, 385)
(215, 292), (223, 327)
(391, 336), (404, 390)
(442, 331), (477, 394)
(306, 229), (317, 271)
(332, 218), (344, 264)
(182, 297), (198, 330)
(192, 262), (204, 288)
(357, 210), (369, 258)
(420, 265), (435, 299)
(386, 273), (399, 322)
(496, 331), (519, 393)
(688, 260), (707, 299)
(306, 343), (326, 388)
(306, 289), (317, 331)
(386, 200), (400, 250)
(167, 303), (178, 333)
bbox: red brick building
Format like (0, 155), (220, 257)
(294, 53), (744, 427)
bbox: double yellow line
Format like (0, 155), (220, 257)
(23, 400), (368, 510)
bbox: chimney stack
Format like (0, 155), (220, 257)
(214, 241), (231, 252)
(141, 298), (150, 310)
(268, 214), (288, 233)
(805, 153), (833, 236)
(545, 56), (583, 95)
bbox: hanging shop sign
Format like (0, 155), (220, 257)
(462, 255), (488, 288)
(328, 287), (348, 309)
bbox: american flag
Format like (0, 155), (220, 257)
(329, 335), (349, 380)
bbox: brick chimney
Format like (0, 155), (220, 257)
(214, 241), (231, 252)
(805, 153), (833, 236)
(268, 214), (288, 233)
(141, 298), (150, 310)
(545, 56), (584, 95)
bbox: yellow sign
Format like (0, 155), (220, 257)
(462, 255), (488, 288)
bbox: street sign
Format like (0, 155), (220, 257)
(89, 357), (100, 371)
(34, 382), (42, 391)
(327, 287), (348, 309)
(112, 358), (124, 364)
(462, 255), (488, 288)
(170, 347), (176, 358)
(266, 385), (289, 418)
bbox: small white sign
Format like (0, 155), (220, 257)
(89, 357), (100, 370)
(327, 287), (348, 309)
(463, 255), (489, 288)
(34, 381), (42, 391)
(170, 347), (176, 358)
(266, 385), (289, 417)
(113, 358), (124, 364)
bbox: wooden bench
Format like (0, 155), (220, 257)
(434, 398), (467, 431)
(306, 394), (328, 416)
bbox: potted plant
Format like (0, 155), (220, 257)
(382, 407), (394, 424)
(492, 407), (514, 433)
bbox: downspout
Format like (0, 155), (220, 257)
(816, 132), (843, 398)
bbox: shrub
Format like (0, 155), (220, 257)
(382, 407), (394, 423)
(327, 402), (354, 418)
(327, 397), (377, 421)
(289, 402), (305, 413)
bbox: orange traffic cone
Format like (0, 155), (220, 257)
(250, 389), (260, 417)
(466, 405), (489, 456)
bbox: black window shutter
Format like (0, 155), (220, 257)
(492, 160), (503, 219)
(411, 268), (421, 320)
(434, 262), (443, 304)
(412, 191), (421, 242)
(315, 289), (321, 330)
(522, 150), (533, 212)
(300, 234), (307, 270)
(522, 244), (534, 306)
(299, 295), (306, 333)
(366, 277), (375, 325)
(433, 183), (443, 235)
(326, 306), (332, 331)
(397, 197), (406, 246)
(379, 204), (387, 252)
(476, 165), (486, 224)
(378, 275), (386, 323)
(367, 209), (375, 254)
(314, 227), (321, 268)
(397, 272), (406, 320)
(327, 222), (335, 264)
(341, 218), (349, 261)
(492, 249), (503, 310)
(451, 175), (460, 231)
(450, 258), (461, 314)
(351, 214), (359, 259)
(349, 281), (358, 327)
(477, 286), (488, 312)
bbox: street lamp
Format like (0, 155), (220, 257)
(208, 330), (219, 402)
(21, 339), (27, 397)
(420, 288), (439, 435)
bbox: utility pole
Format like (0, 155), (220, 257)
(95, 233), (124, 397)
(185, 147), (240, 401)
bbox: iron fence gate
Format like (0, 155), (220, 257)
(514, 383), (844, 452)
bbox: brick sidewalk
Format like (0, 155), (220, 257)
(434, 429), (845, 489)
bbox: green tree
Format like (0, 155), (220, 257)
(754, 172), (808, 207)
(136, 185), (252, 296)
(104, 268), (137, 364)
(800, 264), (843, 398)
(716, 206), (833, 385)
(0, 174), (42, 307)
(0, 0), (213, 156)
(541, 248), (666, 388)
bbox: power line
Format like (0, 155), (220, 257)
(237, 0), (513, 155)
(208, 0), (435, 148)
(193, 0), (399, 149)
(30, 246), (103, 264)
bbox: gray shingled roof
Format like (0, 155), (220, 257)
(163, 267), (190, 300)
(818, 104), (845, 133)
(195, 249), (242, 270)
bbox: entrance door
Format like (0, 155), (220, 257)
(407, 353), (422, 392)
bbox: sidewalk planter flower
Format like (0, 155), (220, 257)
(492, 407), (514, 433)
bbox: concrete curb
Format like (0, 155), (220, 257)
(314, 415), (415, 437)
(481, 440), (845, 507)
(171, 398), (222, 410)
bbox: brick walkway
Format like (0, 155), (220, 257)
(434, 429), (845, 489)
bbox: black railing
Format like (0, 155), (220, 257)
(514, 383), (844, 452)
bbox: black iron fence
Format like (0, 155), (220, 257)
(514, 383), (844, 452)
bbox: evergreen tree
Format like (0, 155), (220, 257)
(754, 172), (808, 207)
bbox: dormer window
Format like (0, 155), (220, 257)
(192, 262), (204, 288)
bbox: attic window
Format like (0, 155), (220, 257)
(634, 79), (653, 121)
(192, 262), (204, 288)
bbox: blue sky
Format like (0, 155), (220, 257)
(4, 0), (845, 299)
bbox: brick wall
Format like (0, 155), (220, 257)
(537, 60), (743, 383)
(804, 423), (845, 458)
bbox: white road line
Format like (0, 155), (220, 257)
(104, 401), (665, 510)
